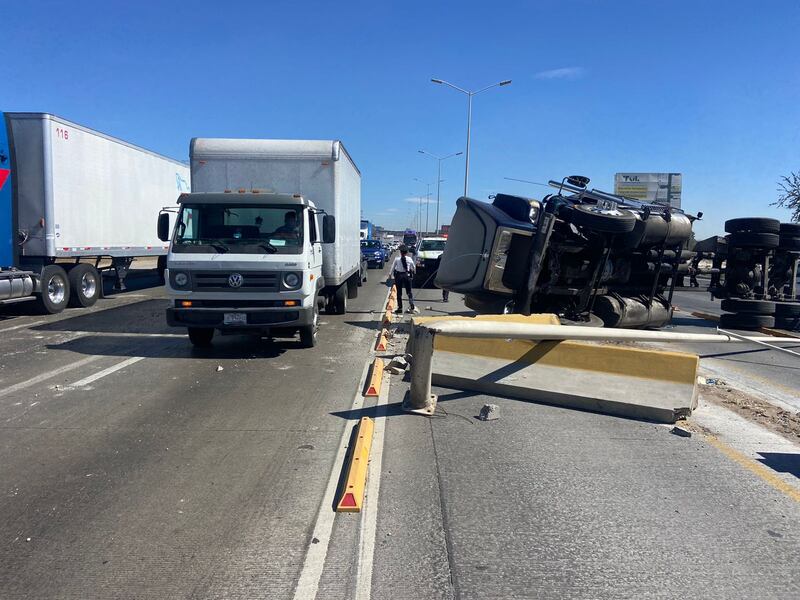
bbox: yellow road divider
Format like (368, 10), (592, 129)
(382, 310), (393, 327)
(336, 417), (375, 512)
(365, 358), (384, 397)
(389, 285), (397, 301)
(376, 329), (389, 351)
(386, 297), (396, 312)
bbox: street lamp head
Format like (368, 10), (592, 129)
(499, 79), (512, 86)
(455, 151), (463, 156)
(431, 78), (444, 84)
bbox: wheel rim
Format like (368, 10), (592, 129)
(48, 275), (66, 304)
(313, 306), (319, 338)
(81, 272), (97, 298)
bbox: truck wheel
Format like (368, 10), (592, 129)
(727, 232), (779, 249)
(67, 264), (101, 308)
(35, 265), (70, 314)
(719, 312), (775, 330)
(564, 204), (636, 233)
(775, 316), (800, 331)
(724, 217), (780, 234)
(188, 327), (214, 346)
(157, 255), (167, 283)
(329, 283), (347, 314)
(720, 298), (775, 314)
(300, 304), (319, 348)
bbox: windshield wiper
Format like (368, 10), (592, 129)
(200, 239), (230, 253)
(257, 242), (278, 254)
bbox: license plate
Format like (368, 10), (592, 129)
(223, 312), (247, 325)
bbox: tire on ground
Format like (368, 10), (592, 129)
(34, 264), (70, 314)
(719, 312), (775, 330)
(564, 204), (637, 234)
(188, 327), (214, 346)
(724, 217), (781, 234)
(719, 298), (775, 314)
(67, 264), (101, 308)
(727, 231), (780, 249)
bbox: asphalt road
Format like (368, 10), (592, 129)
(2, 271), (799, 599)
(0, 266), (393, 599)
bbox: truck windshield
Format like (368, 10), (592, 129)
(419, 240), (446, 251)
(172, 204), (304, 254)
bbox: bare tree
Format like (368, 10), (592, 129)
(773, 171), (800, 222)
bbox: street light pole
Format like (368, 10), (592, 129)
(419, 150), (462, 233)
(414, 178), (433, 235)
(431, 78), (511, 197)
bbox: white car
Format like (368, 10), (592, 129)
(413, 237), (447, 287)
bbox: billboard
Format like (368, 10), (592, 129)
(614, 173), (682, 208)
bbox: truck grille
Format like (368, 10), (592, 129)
(191, 271), (280, 292)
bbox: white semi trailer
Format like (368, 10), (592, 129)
(0, 112), (190, 313)
(159, 138), (362, 347)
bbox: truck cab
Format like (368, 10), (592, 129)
(160, 191), (334, 347)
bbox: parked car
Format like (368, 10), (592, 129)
(413, 237), (447, 287)
(361, 239), (387, 268)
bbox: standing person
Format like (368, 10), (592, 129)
(391, 245), (416, 313)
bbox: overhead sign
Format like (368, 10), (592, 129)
(614, 173), (682, 208)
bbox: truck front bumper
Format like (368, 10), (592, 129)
(166, 305), (313, 331)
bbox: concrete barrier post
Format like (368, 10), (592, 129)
(404, 324), (436, 415)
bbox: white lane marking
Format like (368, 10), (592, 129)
(71, 356), (145, 387)
(355, 370), (390, 600)
(0, 355), (102, 399)
(0, 320), (46, 334)
(292, 360), (371, 600)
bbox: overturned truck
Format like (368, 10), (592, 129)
(436, 176), (699, 329)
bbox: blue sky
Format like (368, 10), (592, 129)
(5, 0), (799, 237)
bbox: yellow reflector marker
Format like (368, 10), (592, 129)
(336, 417), (374, 512)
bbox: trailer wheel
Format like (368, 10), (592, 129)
(778, 235), (800, 251)
(727, 232), (780, 249)
(564, 204), (636, 233)
(775, 316), (800, 331)
(719, 298), (775, 314)
(724, 217), (781, 234)
(188, 327), (214, 347)
(719, 312), (775, 330)
(775, 302), (800, 318)
(67, 264), (101, 308)
(780, 223), (800, 236)
(35, 265), (70, 314)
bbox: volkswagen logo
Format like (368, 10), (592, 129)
(228, 273), (243, 288)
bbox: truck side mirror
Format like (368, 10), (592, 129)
(322, 215), (336, 243)
(157, 213), (170, 242)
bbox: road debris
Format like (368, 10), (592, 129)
(477, 404), (499, 421)
(216, 365), (224, 372)
(671, 426), (692, 438)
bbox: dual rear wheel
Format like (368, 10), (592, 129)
(35, 263), (101, 313)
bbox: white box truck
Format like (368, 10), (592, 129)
(159, 138), (361, 347)
(0, 112), (190, 313)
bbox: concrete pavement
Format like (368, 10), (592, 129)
(372, 287), (800, 599)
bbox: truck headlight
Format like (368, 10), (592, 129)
(172, 271), (191, 289)
(282, 272), (301, 289)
